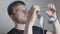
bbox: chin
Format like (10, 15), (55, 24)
(17, 18), (27, 24)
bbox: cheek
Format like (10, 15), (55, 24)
(13, 11), (27, 19)
(16, 12), (25, 18)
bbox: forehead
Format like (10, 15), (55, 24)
(13, 5), (26, 10)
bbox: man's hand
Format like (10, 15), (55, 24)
(28, 5), (41, 34)
(46, 3), (57, 19)
(45, 3), (60, 34)
(27, 5), (40, 23)
(24, 5), (40, 34)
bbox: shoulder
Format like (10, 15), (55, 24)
(7, 28), (16, 34)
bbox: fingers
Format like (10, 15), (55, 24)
(27, 5), (40, 21)
(33, 5), (41, 16)
(33, 5), (40, 11)
(46, 3), (56, 12)
(46, 3), (57, 18)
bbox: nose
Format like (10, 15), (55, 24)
(23, 10), (27, 16)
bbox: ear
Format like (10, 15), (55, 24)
(10, 15), (15, 22)
(10, 15), (13, 20)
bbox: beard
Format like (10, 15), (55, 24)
(15, 16), (27, 24)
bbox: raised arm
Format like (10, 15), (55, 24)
(46, 3), (60, 34)
(24, 5), (40, 34)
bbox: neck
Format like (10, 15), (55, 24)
(15, 23), (25, 30)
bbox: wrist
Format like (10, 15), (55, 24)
(48, 16), (57, 24)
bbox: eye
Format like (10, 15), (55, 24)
(16, 9), (19, 12)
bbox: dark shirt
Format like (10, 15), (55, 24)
(7, 26), (47, 34)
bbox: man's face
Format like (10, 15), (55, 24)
(12, 5), (27, 24)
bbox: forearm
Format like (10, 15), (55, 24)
(24, 5), (40, 34)
(53, 19), (60, 34)
(48, 17), (60, 34)
(24, 14), (37, 34)
(46, 20), (60, 34)
(24, 22), (30, 34)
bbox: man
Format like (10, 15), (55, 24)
(7, 1), (45, 34)
(7, 1), (27, 34)
(7, 1), (60, 34)
(7, 1), (46, 34)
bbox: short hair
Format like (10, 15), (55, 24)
(7, 1), (25, 16)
